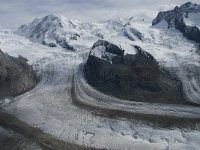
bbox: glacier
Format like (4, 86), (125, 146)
(1, 2), (200, 149)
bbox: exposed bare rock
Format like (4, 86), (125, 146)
(84, 41), (184, 104)
(0, 49), (38, 99)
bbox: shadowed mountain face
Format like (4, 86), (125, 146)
(84, 40), (184, 104)
(0, 49), (38, 99)
(153, 2), (200, 44)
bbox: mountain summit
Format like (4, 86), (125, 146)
(16, 14), (79, 50)
(16, 14), (146, 51)
(153, 2), (200, 43)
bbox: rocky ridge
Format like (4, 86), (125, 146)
(0, 49), (38, 99)
(84, 40), (184, 104)
(153, 2), (200, 44)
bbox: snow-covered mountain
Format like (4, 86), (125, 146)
(153, 2), (200, 44)
(13, 4), (200, 105)
(2, 2), (200, 150)
(16, 14), (83, 50)
(16, 14), (145, 52)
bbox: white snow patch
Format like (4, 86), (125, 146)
(184, 12), (200, 29)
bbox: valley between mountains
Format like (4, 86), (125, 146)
(1, 2), (200, 150)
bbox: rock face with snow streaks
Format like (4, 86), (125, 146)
(84, 41), (184, 104)
(153, 2), (200, 44)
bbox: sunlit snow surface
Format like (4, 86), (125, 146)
(1, 18), (200, 149)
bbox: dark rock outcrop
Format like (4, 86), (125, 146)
(123, 27), (144, 41)
(84, 41), (184, 104)
(123, 18), (144, 41)
(0, 49), (38, 99)
(153, 2), (200, 43)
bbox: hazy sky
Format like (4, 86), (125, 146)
(0, 0), (199, 27)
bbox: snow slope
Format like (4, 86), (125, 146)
(184, 12), (200, 29)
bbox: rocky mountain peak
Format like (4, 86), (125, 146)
(153, 2), (200, 44)
(152, 2), (200, 26)
(178, 2), (200, 12)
